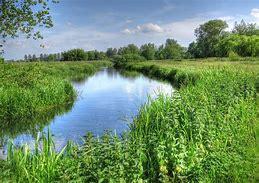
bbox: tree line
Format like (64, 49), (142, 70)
(23, 39), (184, 62)
(21, 19), (258, 63)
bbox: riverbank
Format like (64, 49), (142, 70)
(0, 59), (258, 182)
(119, 60), (258, 182)
(0, 61), (112, 128)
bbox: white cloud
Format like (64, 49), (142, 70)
(251, 8), (259, 19)
(161, 18), (207, 45)
(5, 9), (259, 60)
(122, 28), (132, 34)
(123, 23), (164, 34)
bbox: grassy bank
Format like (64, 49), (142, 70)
(120, 60), (258, 182)
(0, 61), (111, 129)
(0, 59), (258, 182)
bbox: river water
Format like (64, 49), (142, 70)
(0, 68), (174, 156)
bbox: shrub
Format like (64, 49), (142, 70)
(228, 51), (240, 61)
(113, 54), (146, 67)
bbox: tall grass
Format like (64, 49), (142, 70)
(0, 60), (257, 182)
(0, 61), (111, 122)
(0, 130), (76, 182)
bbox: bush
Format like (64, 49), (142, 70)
(228, 51), (240, 61)
(217, 34), (259, 57)
(113, 54), (146, 67)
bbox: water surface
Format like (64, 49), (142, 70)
(1, 68), (173, 155)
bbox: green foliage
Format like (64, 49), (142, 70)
(87, 50), (96, 60)
(113, 54), (146, 66)
(120, 62), (257, 182)
(193, 19), (228, 58)
(0, 61), (111, 123)
(0, 56), (4, 64)
(1, 60), (257, 182)
(0, 130), (77, 182)
(0, 0), (58, 51)
(62, 49), (88, 61)
(94, 51), (107, 60)
(232, 20), (259, 36)
(118, 44), (140, 55)
(217, 34), (259, 57)
(155, 39), (184, 60)
(228, 51), (240, 61)
(140, 43), (157, 60)
(106, 48), (118, 58)
(163, 39), (184, 59)
(188, 19), (259, 59)
(86, 50), (107, 60)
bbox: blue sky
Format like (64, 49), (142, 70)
(4, 0), (259, 60)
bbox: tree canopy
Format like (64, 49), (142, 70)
(0, 0), (57, 55)
(194, 19), (228, 57)
(232, 20), (259, 36)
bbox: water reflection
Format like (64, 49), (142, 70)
(0, 68), (174, 154)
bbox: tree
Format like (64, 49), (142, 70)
(155, 45), (165, 60)
(56, 53), (61, 61)
(163, 39), (184, 59)
(0, 0), (58, 52)
(28, 54), (32, 61)
(32, 54), (37, 61)
(140, 43), (156, 60)
(106, 48), (117, 58)
(0, 56), (3, 63)
(47, 54), (56, 61)
(113, 54), (146, 66)
(62, 49), (88, 61)
(95, 51), (107, 60)
(216, 34), (259, 57)
(118, 44), (139, 55)
(194, 19), (228, 57)
(39, 54), (44, 61)
(24, 54), (28, 61)
(43, 54), (48, 61)
(232, 20), (259, 36)
(87, 51), (96, 60)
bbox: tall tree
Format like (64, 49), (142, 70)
(28, 54), (32, 61)
(140, 43), (156, 60)
(163, 39), (184, 59)
(24, 54), (28, 61)
(32, 54), (37, 61)
(118, 44), (139, 55)
(106, 48), (117, 58)
(39, 53), (44, 61)
(194, 19), (228, 57)
(232, 20), (259, 36)
(63, 49), (88, 61)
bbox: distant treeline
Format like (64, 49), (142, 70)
(23, 50), (107, 62)
(21, 19), (259, 63)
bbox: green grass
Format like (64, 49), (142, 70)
(0, 59), (258, 182)
(0, 61), (112, 138)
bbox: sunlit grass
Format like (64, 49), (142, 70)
(0, 59), (257, 182)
